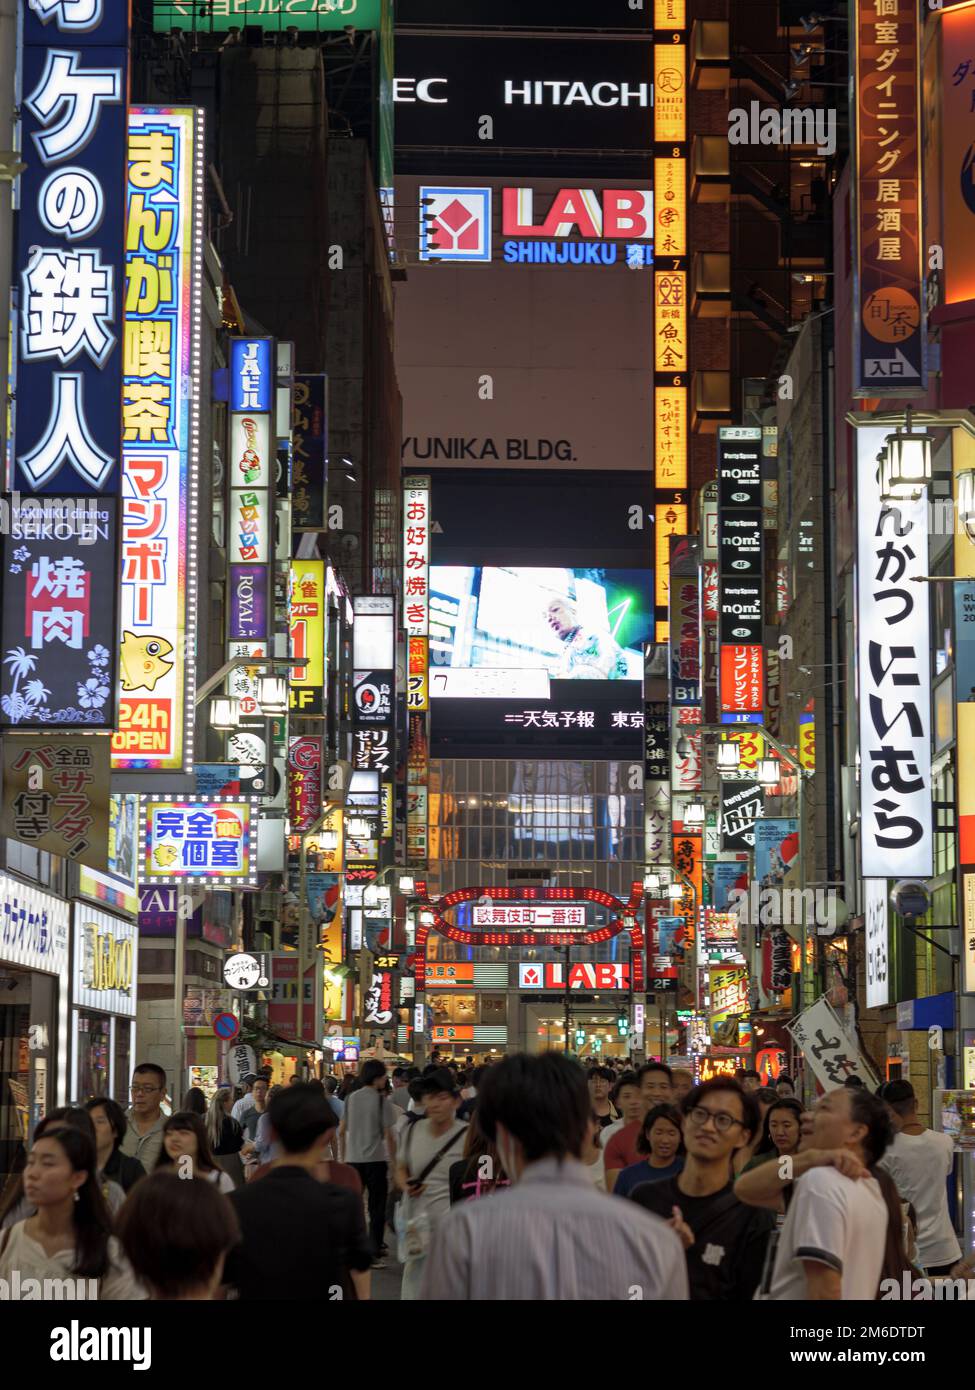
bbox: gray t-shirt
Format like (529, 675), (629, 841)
(400, 1119), (468, 1233)
(343, 1087), (398, 1163)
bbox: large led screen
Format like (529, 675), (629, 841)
(430, 567), (651, 682)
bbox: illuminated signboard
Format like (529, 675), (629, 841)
(518, 961), (631, 990)
(403, 478), (430, 635)
(475, 905), (586, 928)
(653, 44), (686, 144)
(654, 270), (687, 373)
(720, 644), (764, 714)
(153, 0), (382, 31)
(73, 903), (136, 1018)
(288, 735), (323, 833)
(424, 962), (474, 988)
(653, 385), (688, 636)
(291, 374), (327, 530)
(852, 0), (925, 394)
(114, 107), (202, 773)
(864, 877), (890, 1009)
(942, 5), (975, 305)
(289, 560), (325, 714)
(1, 504), (119, 728)
(408, 636), (429, 711)
(718, 429), (764, 723)
(13, 0), (128, 496)
(1, 734), (111, 868)
(654, 156), (687, 259)
(856, 427), (931, 876)
(709, 963), (749, 1047)
(140, 796), (259, 886)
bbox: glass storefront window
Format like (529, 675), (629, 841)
(76, 1011), (111, 1101)
(0, 969), (31, 1193)
(114, 1020), (132, 1105)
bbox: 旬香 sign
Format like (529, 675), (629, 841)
(12, 0), (129, 496)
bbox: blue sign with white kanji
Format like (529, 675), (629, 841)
(229, 338), (273, 413)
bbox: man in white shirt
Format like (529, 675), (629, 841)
(231, 1075), (260, 1124)
(878, 1079), (961, 1275)
(735, 1085), (892, 1300)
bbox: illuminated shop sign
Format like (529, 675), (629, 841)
(154, 0), (382, 32)
(140, 796), (259, 886)
(289, 560), (325, 714)
(0, 873), (69, 976)
(420, 185), (654, 266)
(73, 903), (136, 1017)
(114, 107), (202, 772)
(853, 0), (925, 394)
(13, 0), (129, 496)
(475, 905), (586, 928)
(718, 429), (764, 722)
(518, 962), (631, 990)
(403, 478), (430, 634)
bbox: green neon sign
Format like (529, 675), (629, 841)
(153, 0), (382, 33)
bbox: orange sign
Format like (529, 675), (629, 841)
(424, 962), (474, 988)
(654, 157), (687, 257)
(654, 386), (687, 490)
(654, 270), (687, 373)
(431, 1025), (473, 1042)
(655, 0), (686, 26)
(941, 4), (975, 304)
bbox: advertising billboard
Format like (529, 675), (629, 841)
(429, 566), (649, 682)
(114, 107), (202, 773)
(154, 0), (382, 31)
(140, 796), (259, 886)
(289, 560), (325, 714)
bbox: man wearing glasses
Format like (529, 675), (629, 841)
(120, 1063), (169, 1173)
(627, 1078), (775, 1300)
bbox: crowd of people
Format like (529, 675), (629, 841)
(0, 1053), (970, 1301)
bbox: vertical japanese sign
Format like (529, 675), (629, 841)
(114, 107), (202, 772)
(404, 477), (430, 866)
(227, 336), (274, 712)
(1, 505), (119, 727)
(788, 996), (878, 1089)
(291, 374), (327, 531)
(653, 0), (687, 640)
(718, 428), (764, 723)
(407, 636), (428, 711)
(852, 0), (925, 394)
(856, 427), (931, 877)
(289, 560), (325, 715)
(1, 734), (111, 868)
(669, 536), (701, 793)
(864, 877), (890, 1009)
(12, 0), (129, 495)
(287, 735), (323, 833)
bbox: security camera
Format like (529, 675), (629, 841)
(890, 880), (929, 923)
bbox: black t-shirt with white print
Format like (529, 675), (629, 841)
(629, 1176), (775, 1301)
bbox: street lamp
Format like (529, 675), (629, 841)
(958, 470), (975, 544)
(758, 758), (780, 788)
(209, 696), (239, 730)
(257, 674), (288, 714)
(643, 872), (662, 891)
(667, 882), (684, 901)
(716, 741), (741, 773)
(398, 874), (416, 894)
(879, 411), (931, 501)
(683, 801), (706, 826)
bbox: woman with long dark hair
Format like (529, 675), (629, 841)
(117, 1170), (240, 1300)
(86, 1096), (146, 1193)
(741, 1098), (804, 1173)
(1, 1107), (126, 1229)
(181, 1087), (208, 1116)
(448, 1107), (508, 1203)
(155, 1112), (235, 1194)
(0, 1127), (141, 1298)
(207, 1087), (245, 1188)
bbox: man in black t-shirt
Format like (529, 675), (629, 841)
(628, 1078), (774, 1301)
(223, 1085), (373, 1300)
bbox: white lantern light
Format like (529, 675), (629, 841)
(398, 874), (416, 894)
(758, 758), (780, 787)
(643, 872), (662, 891)
(258, 675), (288, 714)
(667, 881), (684, 900)
(958, 470), (975, 545)
(880, 418), (931, 502)
(683, 801), (706, 826)
(716, 741), (741, 772)
(209, 696), (239, 730)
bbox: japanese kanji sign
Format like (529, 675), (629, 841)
(287, 735), (323, 834)
(788, 996), (878, 1090)
(12, 0), (129, 494)
(289, 560), (325, 714)
(1, 506), (120, 727)
(403, 477), (430, 637)
(1, 734), (111, 868)
(140, 796), (259, 886)
(291, 374), (327, 530)
(856, 427), (931, 876)
(407, 636), (428, 712)
(363, 966), (395, 1026)
(113, 107), (202, 772)
(718, 428), (764, 722)
(853, 0), (926, 394)
(864, 877), (890, 1009)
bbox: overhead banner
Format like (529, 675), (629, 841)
(856, 428), (931, 877)
(114, 106), (202, 773)
(1, 503), (119, 728)
(12, 0), (129, 495)
(788, 996), (878, 1090)
(1, 734), (111, 869)
(852, 0), (925, 394)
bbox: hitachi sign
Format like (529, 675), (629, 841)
(502, 188), (652, 240)
(504, 80), (650, 107)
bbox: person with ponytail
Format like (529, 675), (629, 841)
(0, 1126), (142, 1299)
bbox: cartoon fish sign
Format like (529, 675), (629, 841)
(120, 632), (174, 692)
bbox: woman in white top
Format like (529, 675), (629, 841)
(154, 1111), (236, 1194)
(0, 1126), (142, 1300)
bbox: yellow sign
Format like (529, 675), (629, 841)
(381, 782), (393, 840)
(289, 561), (325, 714)
(654, 386), (687, 490)
(407, 635), (428, 712)
(83, 923), (134, 994)
(654, 45), (686, 143)
(799, 712), (815, 772)
(320, 880), (344, 1021)
(654, 270), (687, 373)
(726, 729), (765, 771)
(654, 502), (688, 615)
(653, 156), (687, 258)
(655, 0), (686, 26)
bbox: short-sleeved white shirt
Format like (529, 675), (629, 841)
(879, 1129), (960, 1270)
(764, 1166), (888, 1300)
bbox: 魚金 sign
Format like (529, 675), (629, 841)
(2, 735), (111, 869)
